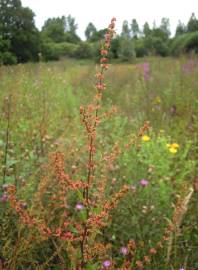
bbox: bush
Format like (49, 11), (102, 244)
(171, 31), (198, 56)
(73, 42), (93, 59)
(41, 42), (60, 61)
(118, 38), (136, 62)
(152, 38), (169, 56)
(41, 42), (77, 61)
(185, 31), (198, 52)
(135, 39), (148, 57)
(0, 52), (17, 65)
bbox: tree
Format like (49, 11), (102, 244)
(0, 0), (40, 62)
(85, 22), (97, 41)
(42, 16), (67, 43)
(66, 15), (78, 34)
(110, 37), (120, 58)
(73, 42), (93, 59)
(42, 15), (80, 44)
(143, 22), (151, 37)
(160, 18), (171, 38)
(187, 13), (198, 32)
(118, 38), (136, 61)
(88, 28), (107, 42)
(121, 20), (131, 38)
(0, 35), (17, 64)
(131, 19), (140, 38)
(152, 27), (170, 42)
(175, 20), (187, 36)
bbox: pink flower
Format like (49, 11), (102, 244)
(103, 260), (111, 269)
(0, 193), (8, 203)
(75, 203), (84, 210)
(141, 62), (150, 81)
(140, 179), (149, 187)
(120, 246), (128, 255)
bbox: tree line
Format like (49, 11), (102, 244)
(0, 0), (198, 65)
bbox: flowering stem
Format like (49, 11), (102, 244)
(85, 66), (104, 205)
(80, 18), (116, 269)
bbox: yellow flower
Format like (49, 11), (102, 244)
(166, 142), (179, 153)
(155, 96), (161, 104)
(169, 147), (177, 154)
(142, 135), (150, 142)
(172, 143), (179, 148)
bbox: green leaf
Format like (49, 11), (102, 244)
(0, 140), (4, 147)
(7, 159), (18, 167)
(85, 262), (99, 270)
(77, 189), (84, 201)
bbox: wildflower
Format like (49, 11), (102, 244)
(61, 231), (73, 240)
(140, 179), (149, 187)
(144, 256), (150, 263)
(75, 203), (84, 210)
(101, 49), (108, 55)
(120, 246), (128, 255)
(101, 63), (109, 70)
(149, 248), (157, 254)
(54, 227), (62, 237)
(0, 193), (8, 203)
(96, 72), (104, 80)
(169, 147), (177, 154)
(142, 62), (150, 81)
(96, 83), (106, 91)
(100, 57), (108, 63)
(167, 142), (179, 154)
(103, 260), (111, 269)
(172, 143), (179, 148)
(182, 60), (195, 74)
(136, 260), (143, 268)
(142, 135), (150, 142)
(155, 96), (161, 104)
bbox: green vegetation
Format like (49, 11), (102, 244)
(0, 3), (198, 269)
(1, 0), (198, 64)
(0, 56), (197, 269)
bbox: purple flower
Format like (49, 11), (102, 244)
(140, 179), (149, 187)
(179, 268), (185, 270)
(120, 246), (128, 255)
(142, 62), (150, 81)
(75, 203), (84, 210)
(103, 260), (111, 269)
(182, 60), (195, 75)
(0, 193), (8, 203)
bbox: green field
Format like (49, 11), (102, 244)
(0, 57), (198, 269)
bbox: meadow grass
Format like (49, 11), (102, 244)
(0, 55), (198, 269)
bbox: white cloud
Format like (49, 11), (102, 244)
(21, 0), (198, 38)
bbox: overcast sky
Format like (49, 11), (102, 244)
(21, 0), (198, 38)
